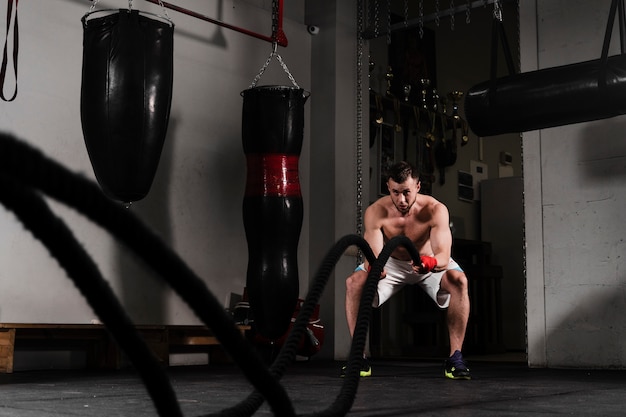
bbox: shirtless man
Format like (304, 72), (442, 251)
(344, 161), (471, 380)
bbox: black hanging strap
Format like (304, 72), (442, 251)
(618, 0), (626, 52)
(1, 0), (18, 102)
(489, 13), (516, 81)
(599, 0), (626, 88)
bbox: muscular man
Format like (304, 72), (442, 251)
(344, 161), (471, 380)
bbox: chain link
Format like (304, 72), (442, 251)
(356, 0), (365, 261)
(249, 0), (299, 89)
(450, 0), (455, 31)
(88, 0), (99, 14)
(404, 0), (409, 28)
(374, 0), (379, 38)
(271, 0), (278, 40)
(248, 47), (300, 89)
(466, 0), (471, 23)
(86, 0), (171, 21)
(435, 0), (440, 27)
(494, 0), (503, 21)
(418, 0), (424, 39)
(386, 0), (391, 44)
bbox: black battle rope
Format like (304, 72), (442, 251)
(215, 235), (420, 417)
(310, 235), (418, 417)
(214, 234), (378, 417)
(0, 175), (183, 417)
(0, 132), (425, 416)
(0, 133), (293, 416)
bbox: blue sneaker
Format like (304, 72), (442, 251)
(444, 350), (471, 380)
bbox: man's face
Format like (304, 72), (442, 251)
(387, 177), (420, 214)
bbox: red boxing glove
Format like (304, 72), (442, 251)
(419, 256), (438, 273)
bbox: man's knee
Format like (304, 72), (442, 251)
(443, 270), (468, 292)
(346, 271), (367, 294)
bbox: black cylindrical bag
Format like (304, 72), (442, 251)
(465, 0), (626, 137)
(80, 9), (174, 202)
(465, 55), (626, 137)
(241, 86), (307, 340)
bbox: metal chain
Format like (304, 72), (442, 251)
(157, 1), (171, 21)
(450, 0), (455, 31)
(374, 0), (379, 38)
(494, 0), (503, 21)
(87, 0), (170, 21)
(249, 43), (300, 89)
(271, 0), (278, 40)
(386, 0), (391, 44)
(88, 0), (99, 14)
(513, 0), (527, 345)
(435, 0), (440, 27)
(249, 0), (299, 89)
(466, 0), (471, 23)
(418, 0), (424, 39)
(404, 0), (409, 28)
(356, 0), (365, 262)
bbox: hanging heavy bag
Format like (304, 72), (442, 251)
(241, 85), (307, 340)
(80, 8), (174, 202)
(465, 0), (626, 137)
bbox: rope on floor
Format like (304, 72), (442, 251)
(0, 132), (425, 417)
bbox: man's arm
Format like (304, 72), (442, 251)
(362, 203), (385, 269)
(428, 202), (453, 270)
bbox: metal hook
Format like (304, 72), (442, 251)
(494, 0), (503, 22)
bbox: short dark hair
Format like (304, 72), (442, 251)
(386, 161), (419, 183)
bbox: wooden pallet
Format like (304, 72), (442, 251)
(0, 323), (248, 373)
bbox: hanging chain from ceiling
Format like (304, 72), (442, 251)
(361, 0), (509, 39)
(355, 0), (366, 257)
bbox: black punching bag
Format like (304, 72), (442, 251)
(241, 86), (307, 340)
(465, 0), (626, 137)
(80, 9), (174, 202)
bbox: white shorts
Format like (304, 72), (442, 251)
(356, 257), (463, 309)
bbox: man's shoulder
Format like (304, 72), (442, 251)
(419, 194), (447, 208)
(368, 195), (391, 210)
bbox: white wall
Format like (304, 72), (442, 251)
(523, 0), (626, 368)
(0, 0), (311, 327)
(5, 0), (625, 370)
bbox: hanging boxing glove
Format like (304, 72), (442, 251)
(80, 9), (174, 202)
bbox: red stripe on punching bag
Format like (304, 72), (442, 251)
(245, 154), (301, 197)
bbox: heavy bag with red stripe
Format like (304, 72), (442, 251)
(241, 86), (307, 340)
(80, 9), (174, 202)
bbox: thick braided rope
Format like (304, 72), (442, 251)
(0, 133), (294, 417)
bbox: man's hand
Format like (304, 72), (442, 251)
(412, 256), (438, 274)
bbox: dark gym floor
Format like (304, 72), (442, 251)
(1, 357), (625, 416)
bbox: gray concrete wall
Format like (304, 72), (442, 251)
(523, 0), (626, 368)
(0, 0), (311, 333)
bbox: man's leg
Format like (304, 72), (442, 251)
(441, 269), (470, 354)
(441, 269), (471, 379)
(343, 269), (371, 377)
(345, 269), (368, 338)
